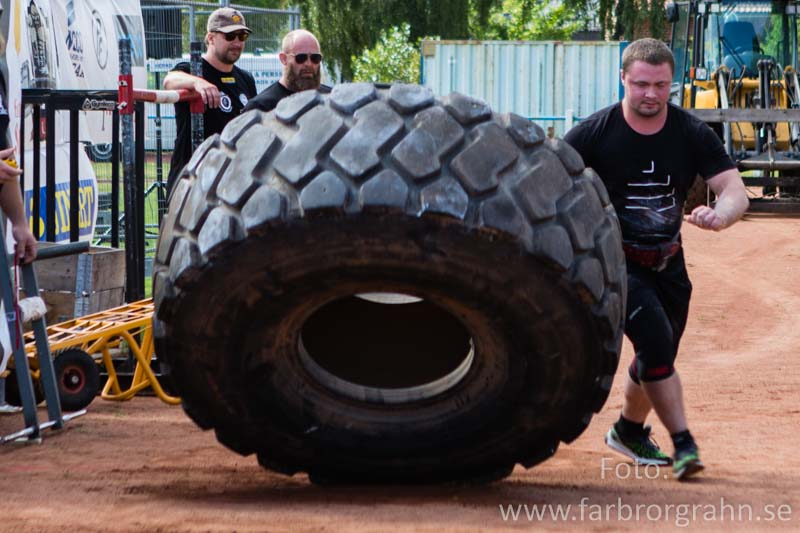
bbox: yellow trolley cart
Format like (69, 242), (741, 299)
(10, 299), (180, 410)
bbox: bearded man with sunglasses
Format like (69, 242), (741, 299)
(163, 7), (257, 195)
(244, 29), (329, 113)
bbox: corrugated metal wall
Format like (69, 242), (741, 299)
(421, 40), (623, 136)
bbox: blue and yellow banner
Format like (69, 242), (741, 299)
(24, 178), (96, 241)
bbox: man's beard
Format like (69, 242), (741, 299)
(286, 66), (320, 92)
(214, 47), (240, 66)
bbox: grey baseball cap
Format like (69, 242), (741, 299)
(207, 8), (251, 34)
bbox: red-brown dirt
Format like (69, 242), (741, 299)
(1, 214), (798, 531)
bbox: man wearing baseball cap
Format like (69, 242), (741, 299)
(163, 7), (257, 195)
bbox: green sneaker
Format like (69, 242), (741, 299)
(605, 425), (673, 466)
(673, 446), (705, 480)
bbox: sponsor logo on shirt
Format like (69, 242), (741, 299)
(220, 92), (233, 112)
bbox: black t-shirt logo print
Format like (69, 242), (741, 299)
(220, 93), (233, 113)
(626, 160), (676, 213)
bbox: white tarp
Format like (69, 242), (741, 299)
(3, 0), (146, 243)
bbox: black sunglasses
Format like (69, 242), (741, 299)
(219, 31), (249, 42)
(288, 52), (323, 65)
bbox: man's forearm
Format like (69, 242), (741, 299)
(163, 71), (202, 90)
(714, 187), (749, 228)
(704, 169), (750, 229)
(0, 182), (28, 228)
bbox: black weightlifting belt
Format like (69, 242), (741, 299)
(622, 240), (681, 271)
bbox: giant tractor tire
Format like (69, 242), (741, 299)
(152, 83), (626, 483)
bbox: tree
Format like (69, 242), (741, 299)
(293, 0), (386, 80)
(294, 0), (488, 80)
(566, 0), (666, 41)
(352, 24), (420, 83)
(471, 0), (588, 41)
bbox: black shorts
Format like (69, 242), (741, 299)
(624, 248), (692, 383)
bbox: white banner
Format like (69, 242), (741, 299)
(2, 0), (146, 243)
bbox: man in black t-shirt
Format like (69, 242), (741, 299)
(243, 29), (330, 114)
(565, 38), (748, 480)
(163, 8), (257, 195)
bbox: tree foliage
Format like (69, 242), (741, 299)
(352, 24), (420, 84)
(238, 0), (292, 8)
(293, 0), (492, 80)
(566, 0), (665, 41)
(472, 0), (588, 41)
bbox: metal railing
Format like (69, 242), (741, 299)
(20, 82), (147, 301)
(20, 89), (121, 245)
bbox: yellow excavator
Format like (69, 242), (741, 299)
(668, 0), (800, 211)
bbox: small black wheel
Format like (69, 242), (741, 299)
(54, 349), (100, 411)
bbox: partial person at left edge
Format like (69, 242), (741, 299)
(0, 28), (36, 264)
(163, 7), (257, 196)
(0, 12), (37, 413)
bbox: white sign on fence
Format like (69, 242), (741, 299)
(2, 0), (147, 242)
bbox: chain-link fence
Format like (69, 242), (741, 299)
(91, 1), (299, 291)
(140, 0), (300, 59)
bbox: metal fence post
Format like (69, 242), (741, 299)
(190, 42), (204, 151)
(189, 5), (196, 43)
(135, 101), (146, 294)
(45, 102), (56, 242)
(112, 107), (121, 248)
(154, 72), (166, 223)
(119, 39), (143, 302)
(69, 108), (80, 242)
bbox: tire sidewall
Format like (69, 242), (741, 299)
(163, 217), (604, 468)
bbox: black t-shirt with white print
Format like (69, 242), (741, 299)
(167, 59), (256, 192)
(564, 102), (735, 244)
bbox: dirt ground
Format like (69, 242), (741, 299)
(1, 214), (799, 532)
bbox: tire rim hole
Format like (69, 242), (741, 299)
(62, 367), (85, 392)
(299, 294), (473, 404)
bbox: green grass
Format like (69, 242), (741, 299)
(90, 154), (172, 299)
